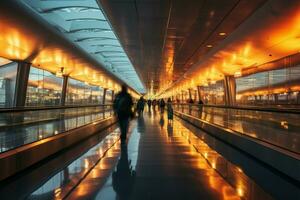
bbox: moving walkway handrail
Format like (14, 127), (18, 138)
(0, 104), (113, 113)
(174, 103), (300, 114)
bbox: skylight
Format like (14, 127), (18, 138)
(22, 0), (146, 93)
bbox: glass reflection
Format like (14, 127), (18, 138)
(175, 104), (300, 153)
(0, 58), (17, 108)
(0, 107), (113, 153)
(236, 65), (300, 107)
(66, 77), (103, 105)
(28, 130), (120, 200)
(26, 66), (63, 106)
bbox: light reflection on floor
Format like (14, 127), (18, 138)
(27, 111), (276, 200)
(169, 118), (273, 200)
(27, 129), (121, 200)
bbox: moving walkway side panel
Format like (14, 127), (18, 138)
(174, 111), (300, 182)
(0, 116), (117, 181)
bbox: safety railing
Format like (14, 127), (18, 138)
(0, 105), (114, 153)
(173, 103), (300, 154)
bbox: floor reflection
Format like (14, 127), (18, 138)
(112, 144), (136, 200)
(159, 115), (164, 129)
(167, 123), (173, 137)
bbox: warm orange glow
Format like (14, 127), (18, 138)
(160, 1), (300, 98)
(0, 16), (127, 94)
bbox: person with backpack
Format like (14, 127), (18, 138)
(113, 85), (134, 143)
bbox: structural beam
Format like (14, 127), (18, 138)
(102, 88), (107, 104)
(111, 90), (115, 102)
(188, 88), (192, 100)
(14, 62), (31, 107)
(61, 75), (68, 106)
(197, 86), (202, 102)
(224, 76), (236, 106)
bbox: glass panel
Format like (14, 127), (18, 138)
(66, 78), (103, 105)
(200, 81), (225, 105)
(236, 65), (300, 107)
(26, 67), (63, 106)
(0, 58), (18, 108)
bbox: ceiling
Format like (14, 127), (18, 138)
(99, 0), (268, 95)
(21, 0), (145, 93)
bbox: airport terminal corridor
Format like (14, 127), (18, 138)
(1, 109), (297, 200)
(1, 1), (300, 199)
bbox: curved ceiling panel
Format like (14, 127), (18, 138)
(22, 0), (146, 93)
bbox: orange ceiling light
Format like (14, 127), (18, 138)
(160, 1), (300, 97)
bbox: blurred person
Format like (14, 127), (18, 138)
(136, 96), (145, 116)
(167, 98), (173, 123)
(147, 99), (152, 111)
(159, 99), (166, 113)
(113, 84), (134, 143)
(152, 99), (157, 111)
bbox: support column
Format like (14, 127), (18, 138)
(181, 91), (184, 103)
(188, 88), (192, 100)
(61, 75), (68, 106)
(224, 75), (236, 106)
(102, 88), (107, 104)
(111, 90), (115, 102)
(14, 62), (31, 107)
(197, 86), (202, 102)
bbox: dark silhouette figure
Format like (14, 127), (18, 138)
(188, 98), (194, 104)
(159, 99), (166, 114)
(198, 99), (204, 105)
(112, 144), (135, 200)
(167, 98), (173, 123)
(113, 85), (133, 143)
(152, 99), (157, 111)
(136, 96), (145, 116)
(147, 99), (152, 111)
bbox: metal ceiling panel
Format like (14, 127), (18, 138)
(100, 0), (267, 95)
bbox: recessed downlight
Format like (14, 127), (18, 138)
(219, 32), (226, 36)
(206, 44), (213, 48)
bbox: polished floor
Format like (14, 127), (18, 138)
(1, 109), (299, 199)
(65, 110), (242, 200)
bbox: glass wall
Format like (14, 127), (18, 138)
(0, 57), (18, 108)
(236, 65), (300, 106)
(66, 78), (103, 105)
(199, 80), (225, 105)
(106, 90), (113, 104)
(26, 67), (63, 106)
